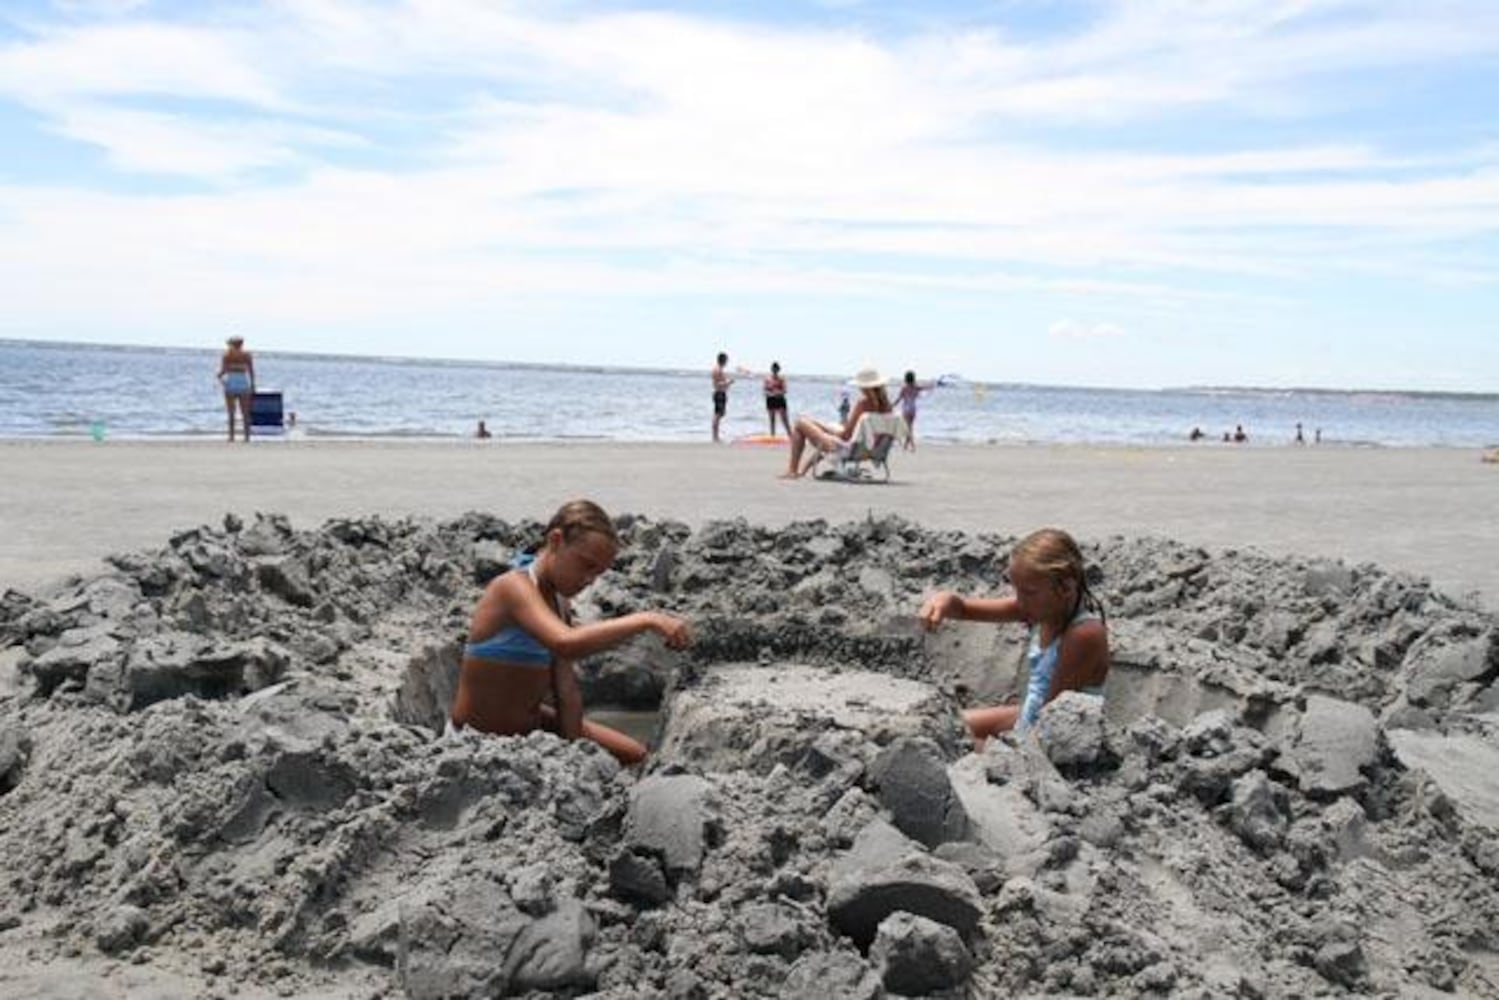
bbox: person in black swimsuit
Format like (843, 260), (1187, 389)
(763, 361), (790, 436)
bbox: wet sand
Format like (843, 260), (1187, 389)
(2, 439), (1495, 607)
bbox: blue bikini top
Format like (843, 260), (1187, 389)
(464, 556), (567, 670)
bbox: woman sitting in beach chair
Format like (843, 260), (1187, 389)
(809, 410), (909, 481)
(781, 366), (893, 479)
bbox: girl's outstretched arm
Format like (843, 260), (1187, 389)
(489, 572), (691, 661)
(918, 592), (1024, 628)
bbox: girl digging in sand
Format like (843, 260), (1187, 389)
(448, 499), (692, 764)
(781, 366), (892, 478)
(918, 528), (1109, 749)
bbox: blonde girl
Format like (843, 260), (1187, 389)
(918, 528), (1109, 747)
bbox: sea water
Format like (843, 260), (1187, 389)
(1, 339), (1495, 447)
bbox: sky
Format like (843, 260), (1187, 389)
(1, 1), (1497, 391)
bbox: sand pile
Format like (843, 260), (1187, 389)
(1, 512), (1497, 998)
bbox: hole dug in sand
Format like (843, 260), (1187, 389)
(2, 513), (1499, 998)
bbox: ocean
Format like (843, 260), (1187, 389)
(2, 339), (1496, 447)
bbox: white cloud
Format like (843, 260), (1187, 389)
(0, 1), (1495, 386)
(45, 104), (365, 177)
(0, 21), (282, 108)
(1050, 319), (1126, 340)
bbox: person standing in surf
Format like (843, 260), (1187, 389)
(895, 370), (937, 451)
(763, 361), (791, 437)
(711, 352), (734, 443)
(216, 335), (255, 443)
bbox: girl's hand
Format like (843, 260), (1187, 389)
(654, 613), (693, 650)
(918, 591), (959, 630)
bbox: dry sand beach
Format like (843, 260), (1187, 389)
(2, 440), (1496, 607)
(2, 439), (1498, 997)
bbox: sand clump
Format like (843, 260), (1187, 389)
(1, 511), (1497, 997)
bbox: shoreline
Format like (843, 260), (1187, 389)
(3, 432), (1469, 447)
(5, 438), (1496, 609)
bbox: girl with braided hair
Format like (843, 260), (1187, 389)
(919, 528), (1109, 748)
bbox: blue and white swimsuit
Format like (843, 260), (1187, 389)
(1017, 607), (1104, 729)
(222, 371), (253, 395)
(462, 556), (567, 670)
(448, 557), (567, 738)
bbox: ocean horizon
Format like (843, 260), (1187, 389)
(3, 338), (1496, 447)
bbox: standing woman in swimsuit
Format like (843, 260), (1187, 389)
(216, 335), (255, 442)
(449, 499), (692, 765)
(918, 528), (1109, 749)
(763, 361), (791, 437)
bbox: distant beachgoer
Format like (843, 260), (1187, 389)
(216, 335), (255, 443)
(837, 388), (852, 427)
(448, 499), (692, 765)
(918, 528), (1110, 750)
(1189, 426), (1205, 442)
(895, 370), (936, 452)
(781, 367), (892, 479)
(711, 352), (734, 443)
(476, 419), (492, 439)
(286, 411), (298, 431)
(1295, 422), (1305, 445)
(763, 362), (790, 437)
(1233, 424), (1248, 444)
(1315, 428), (1322, 445)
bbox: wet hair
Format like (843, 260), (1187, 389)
(717, 352), (728, 365)
(544, 499), (619, 549)
(771, 361), (780, 374)
(904, 370), (916, 385)
(1010, 528), (1105, 625)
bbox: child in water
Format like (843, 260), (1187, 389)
(448, 499), (692, 764)
(895, 370), (935, 451)
(918, 528), (1109, 748)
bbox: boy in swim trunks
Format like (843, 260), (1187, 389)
(712, 352), (734, 442)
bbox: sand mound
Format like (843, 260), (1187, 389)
(1, 512), (1497, 997)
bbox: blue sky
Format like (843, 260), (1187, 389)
(1, 0), (1496, 390)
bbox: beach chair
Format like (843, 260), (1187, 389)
(250, 391), (285, 435)
(813, 412), (908, 482)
